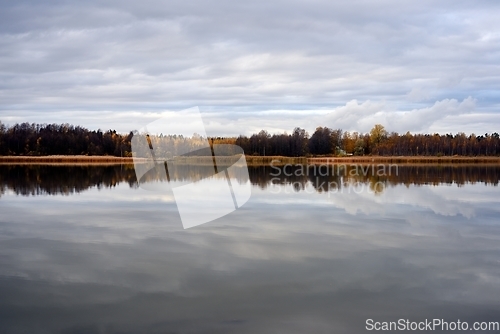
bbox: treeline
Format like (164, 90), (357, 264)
(236, 125), (500, 157)
(0, 122), (134, 156)
(0, 122), (233, 157)
(1, 121), (500, 157)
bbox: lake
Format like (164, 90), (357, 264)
(1, 164), (500, 333)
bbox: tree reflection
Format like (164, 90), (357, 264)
(0, 164), (499, 197)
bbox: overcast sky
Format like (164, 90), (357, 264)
(1, 0), (499, 136)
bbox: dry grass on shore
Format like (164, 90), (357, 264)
(0, 155), (139, 165)
(307, 156), (500, 165)
(172, 155), (500, 165)
(2, 155), (500, 166)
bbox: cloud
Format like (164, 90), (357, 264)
(2, 176), (500, 332)
(406, 87), (431, 102)
(322, 97), (477, 133)
(0, 97), (482, 137)
(199, 97), (478, 136)
(0, 0), (499, 134)
(386, 97), (476, 133)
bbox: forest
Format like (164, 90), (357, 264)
(0, 121), (499, 157)
(236, 125), (500, 157)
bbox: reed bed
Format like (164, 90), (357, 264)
(172, 156), (218, 165)
(244, 156), (308, 166)
(246, 155), (500, 165)
(2, 155), (500, 166)
(308, 156), (500, 165)
(172, 155), (308, 166)
(0, 155), (141, 165)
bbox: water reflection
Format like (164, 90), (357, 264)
(1, 165), (500, 333)
(1, 164), (499, 197)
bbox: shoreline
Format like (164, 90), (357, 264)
(305, 156), (500, 165)
(0, 156), (138, 165)
(248, 156), (500, 165)
(2, 155), (500, 165)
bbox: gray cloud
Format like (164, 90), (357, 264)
(0, 0), (499, 133)
(2, 179), (500, 332)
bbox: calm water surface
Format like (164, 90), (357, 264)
(1, 164), (500, 333)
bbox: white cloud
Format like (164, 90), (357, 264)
(0, 1), (499, 134)
(329, 97), (477, 134)
(201, 97), (479, 136)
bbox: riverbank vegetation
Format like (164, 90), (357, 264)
(1, 121), (499, 158)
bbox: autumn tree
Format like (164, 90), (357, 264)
(370, 124), (388, 146)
